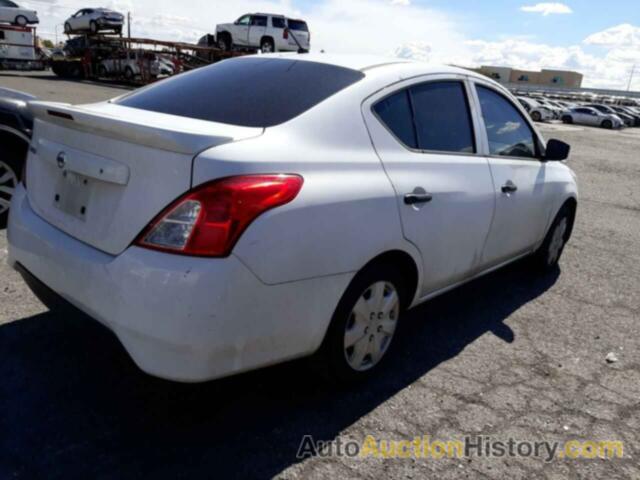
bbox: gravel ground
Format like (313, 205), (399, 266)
(0, 72), (639, 479)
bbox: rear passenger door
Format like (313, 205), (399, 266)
(363, 76), (496, 297)
(471, 81), (553, 266)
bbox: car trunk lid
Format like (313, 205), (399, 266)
(25, 101), (263, 256)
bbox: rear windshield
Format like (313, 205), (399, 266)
(116, 58), (364, 128)
(288, 20), (309, 31)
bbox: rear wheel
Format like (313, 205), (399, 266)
(0, 152), (21, 229)
(14, 15), (28, 26)
(315, 263), (408, 383)
(531, 111), (542, 122)
(90, 21), (98, 34)
(124, 66), (134, 82)
(260, 38), (275, 53)
(601, 119), (613, 129)
(64, 22), (72, 34)
(98, 64), (108, 78)
(562, 115), (573, 124)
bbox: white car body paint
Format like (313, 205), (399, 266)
(216, 13), (310, 52)
(0, 0), (37, 25)
(8, 54), (578, 382)
(565, 107), (623, 129)
(65, 8), (124, 33)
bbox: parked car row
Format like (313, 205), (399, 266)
(516, 93), (640, 130)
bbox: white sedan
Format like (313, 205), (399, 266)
(64, 8), (124, 35)
(8, 55), (578, 383)
(561, 107), (624, 129)
(0, 0), (38, 26)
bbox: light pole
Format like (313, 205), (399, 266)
(627, 64), (637, 92)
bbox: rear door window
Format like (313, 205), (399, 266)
(476, 85), (537, 159)
(271, 17), (286, 28)
(409, 81), (476, 153)
(251, 15), (267, 27)
(116, 58), (364, 128)
(373, 90), (417, 149)
(373, 81), (475, 153)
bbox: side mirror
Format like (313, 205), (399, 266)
(544, 139), (570, 161)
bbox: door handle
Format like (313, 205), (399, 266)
(404, 192), (433, 205)
(501, 181), (518, 194)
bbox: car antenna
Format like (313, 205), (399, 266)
(285, 27), (309, 54)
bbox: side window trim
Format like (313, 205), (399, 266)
(470, 80), (544, 160)
(371, 78), (480, 157)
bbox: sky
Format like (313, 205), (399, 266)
(20, 0), (640, 90)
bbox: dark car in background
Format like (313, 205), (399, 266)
(0, 87), (33, 227)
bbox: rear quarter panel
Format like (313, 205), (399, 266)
(192, 88), (424, 289)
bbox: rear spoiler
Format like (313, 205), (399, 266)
(28, 101), (263, 155)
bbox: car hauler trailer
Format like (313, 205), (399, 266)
(0, 25), (44, 70)
(51, 33), (246, 84)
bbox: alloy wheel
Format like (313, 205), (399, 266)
(0, 160), (18, 216)
(344, 281), (400, 372)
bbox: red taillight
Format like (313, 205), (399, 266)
(135, 174), (304, 257)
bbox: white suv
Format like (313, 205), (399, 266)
(216, 13), (310, 53)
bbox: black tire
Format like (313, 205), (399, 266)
(14, 15), (28, 26)
(124, 67), (134, 82)
(217, 34), (231, 51)
(531, 204), (573, 271)
(314, 263), (410, 384)
(98, 65), (108, 78)
(562, 115), (573, 124)
(89, 21), (98, 34)
(64, 22), (72, 34)
(601, 119), (613, 129)
(260, 38), (275, 53)
(531, 111), (542, 122)
(0, 148), (23, 229)
(114, 26), (122, 35)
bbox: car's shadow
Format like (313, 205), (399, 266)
(0, 259), (559, 479)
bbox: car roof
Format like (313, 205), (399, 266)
(246, 52), (477, 76)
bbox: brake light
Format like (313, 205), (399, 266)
(135, 174), (304, 257)
(283, 29), (289, 40)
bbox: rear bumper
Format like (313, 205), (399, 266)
(97, 19), (123, 27)
(8, 184), (352, 382)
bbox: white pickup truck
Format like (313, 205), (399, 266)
(215, 13), (310, 53)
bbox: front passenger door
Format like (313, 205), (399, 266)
(233, 15), (251, 46)
(473, 83), (553, 266)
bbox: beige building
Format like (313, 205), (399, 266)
(474, 66), (583, 88)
